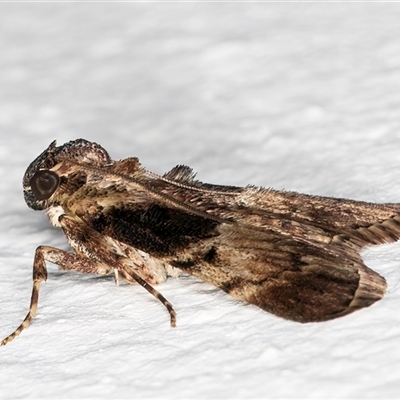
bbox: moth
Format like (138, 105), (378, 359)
(2, 138), (400, 345)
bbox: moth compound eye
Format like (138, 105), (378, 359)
(30, 170), (60, 200)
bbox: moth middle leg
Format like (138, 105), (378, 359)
(50, 246), (177, 328)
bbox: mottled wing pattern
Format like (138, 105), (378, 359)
(172, 224), (386, 322)
(65, 160), (400, 322)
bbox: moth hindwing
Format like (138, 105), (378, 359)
(2, 138), (400, 345)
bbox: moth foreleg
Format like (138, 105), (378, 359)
(1, 245), (107, 346)
(59, 215), (176, 326)
(118, 267), (176, 327)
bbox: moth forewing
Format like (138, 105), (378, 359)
(2, 138), (400, 345)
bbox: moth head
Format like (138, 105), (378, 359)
(23, 139), (112, 210)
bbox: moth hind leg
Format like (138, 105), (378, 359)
(118, 267), (177, 328)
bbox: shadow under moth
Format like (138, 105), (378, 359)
(2, 138), (400, 345)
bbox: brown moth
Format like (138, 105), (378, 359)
(2, 138), (400, 345)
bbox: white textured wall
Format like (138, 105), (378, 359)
(1, 3), (400, 398)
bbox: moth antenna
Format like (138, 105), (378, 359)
(118, 268), (176, 328)
(1, 281), (41, 345)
